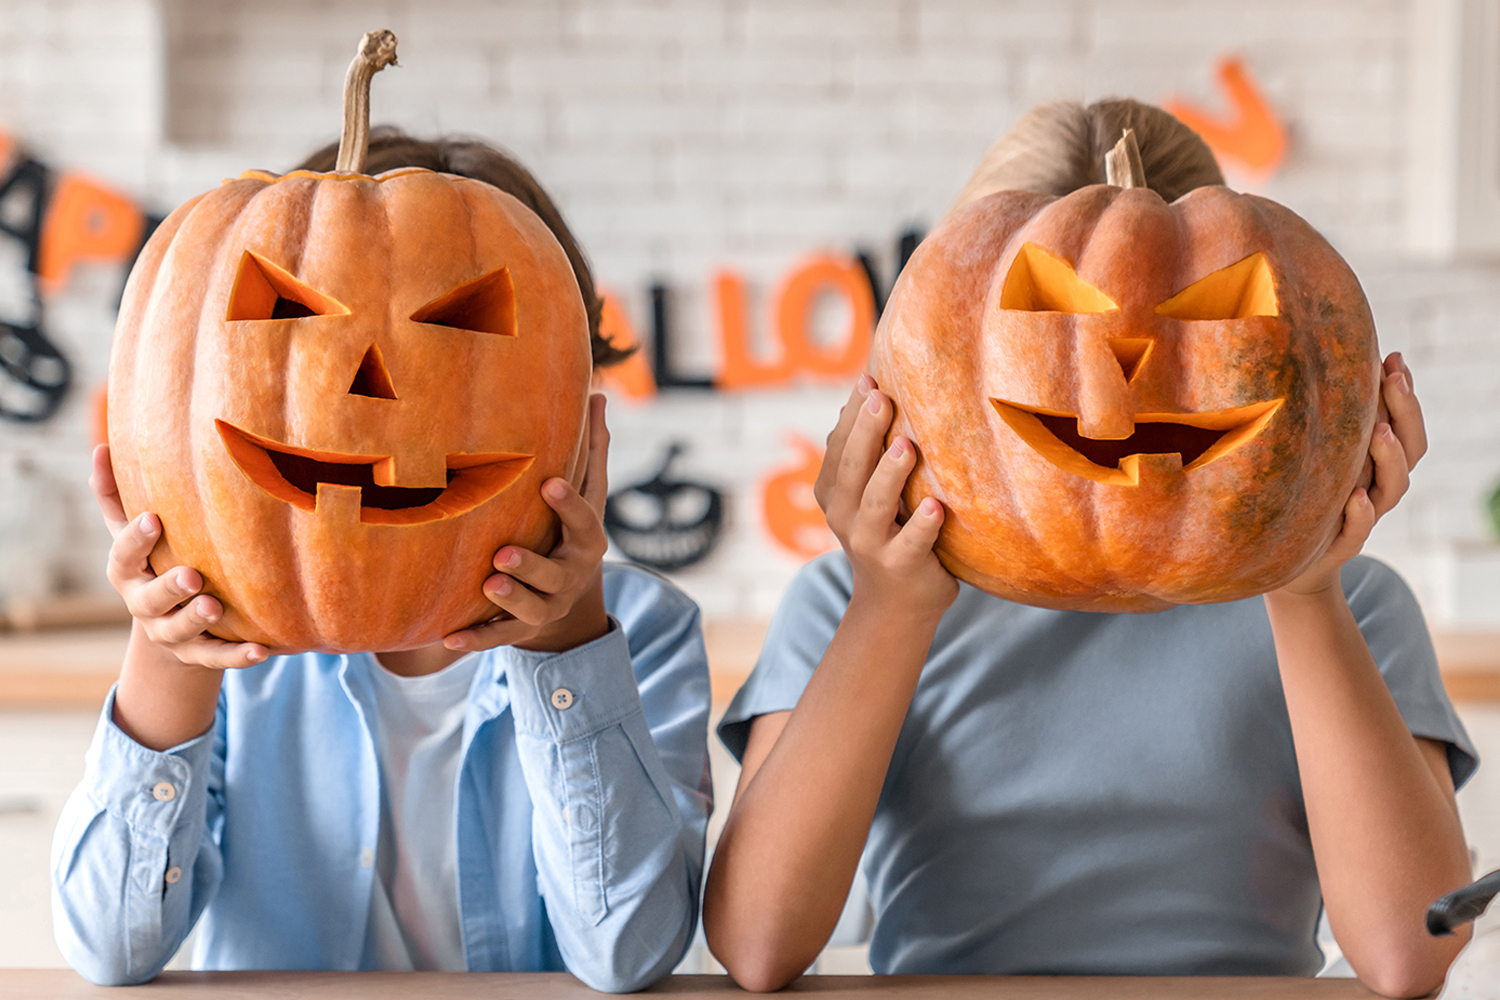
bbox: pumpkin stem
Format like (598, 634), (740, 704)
(336, 30), (399, 174)
(1105, 129), (1147, 189)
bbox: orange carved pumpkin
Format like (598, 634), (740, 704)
(107, 32), (591, 650)
(873, 159), (1380, 612)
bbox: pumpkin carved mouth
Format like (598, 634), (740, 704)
(990, 398), (1282, 486)
(216, 420), (533, 525)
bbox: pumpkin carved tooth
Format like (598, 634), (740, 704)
(990, 398), (1283, 485)
(215, 420), (533, 525)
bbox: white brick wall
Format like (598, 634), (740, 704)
(1, 0), (1497, 620)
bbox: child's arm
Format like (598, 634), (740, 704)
(1266, 354), (1471, 999)
(703, 378), (956, 991)
(52, 447), (255, 984)
(452, 395), (713, 991)
(89, 445), (268, 752)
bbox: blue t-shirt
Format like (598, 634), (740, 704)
(719, 553), (1475, 977)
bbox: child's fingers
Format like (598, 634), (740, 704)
(90, 445), (129, 535)
(1327, 488), (1376, 564)
(579, 394), (610, 514)
(541, 478), (609, 561)
(893, 496), (945, 556)
(1366, 421), (1410, 519)
(105, 513), (161, 592)
(130, 566), (203, 619)
(493, 546), (568, 596)
(1382, 365), (1427, 469)
(814, 376), (874, 509)
(828, 390), (892, 526)
(481, 574), (552, 628)
(444, 614), (531, 653)
(174, 635), (269, 671)
(145, 595), (224, 647)
(854, 437), (916, 545)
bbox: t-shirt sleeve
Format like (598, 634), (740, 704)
(1344, 555), (1478, 788)
(717, 552), (855, 762)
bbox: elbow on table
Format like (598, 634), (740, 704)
(55, 936), (158, 989)
(54, 903), (160, 986)
(1353, 941), (1465, 1000)
(706, 931), (810, 994)
(719, 953), (804, 994)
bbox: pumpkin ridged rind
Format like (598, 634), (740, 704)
(873, 185), (1379, 612)
(108, 168), (592, 651)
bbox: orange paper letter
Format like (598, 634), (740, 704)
(596, 293), (657, 399)
(36, 173), (145, 293)
(775, 255), (876, 377)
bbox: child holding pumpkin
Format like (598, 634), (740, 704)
(52, 132), (711, 991)
(704, 100), (1475, 998)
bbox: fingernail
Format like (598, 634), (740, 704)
(857, 374), (874, 393)
(1393, 372), (1411, 395)
(175, 569), (193, 590)
(139, 514), (158, 536)
(246, 649), (264, 664)
(920, 498), (940, 516)
(867, 392), (882, 414)
(888, 438), (906, 459)
(494, 578), (512, 596)
(447, 638), (468, 651)
(504, 549), (522, 569)
(546, 479), (568, 500)
(1378, 422), (1394, 440)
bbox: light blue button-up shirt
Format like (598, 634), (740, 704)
(52, 564), (712, 991)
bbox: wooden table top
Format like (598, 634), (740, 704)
(1, 620), (1497, 709)
(0, 971), (1382, 998)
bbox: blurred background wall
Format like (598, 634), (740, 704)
(1, 0), (1497, 624)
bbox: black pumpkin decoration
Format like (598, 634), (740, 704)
(604, 443), (724, 571)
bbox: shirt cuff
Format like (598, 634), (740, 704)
(82, 685), (215, 842)
(504, 617), (644, 743)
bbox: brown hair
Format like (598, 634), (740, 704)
(294, 128), (629, 368)
(948, 99), (1224, 218)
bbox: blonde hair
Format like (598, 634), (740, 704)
(948, 99), (1224, 218)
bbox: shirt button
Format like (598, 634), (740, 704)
(360, 848), (374, 868)
(550, 688), (574, 710)
(164, 867), (182, 885)
(151, 782), (176, 803)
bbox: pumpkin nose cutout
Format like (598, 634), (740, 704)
(1108, 338), (1153, 382)
(348, 344), (397, 399)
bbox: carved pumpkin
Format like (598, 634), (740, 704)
(873, 154), (1380, 612)
(107, 32), (591, 650)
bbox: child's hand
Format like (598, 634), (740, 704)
(445, 394), (612, 654)
(815, 376), (957, 620)
(91, 445), (269, 670)
(1275, 353), (1425, 598)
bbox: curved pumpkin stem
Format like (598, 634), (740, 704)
(1105, 128), (1146, 189)
(336, 30), (399, 174)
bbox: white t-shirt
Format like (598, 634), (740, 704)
(351, 651), (482, 971)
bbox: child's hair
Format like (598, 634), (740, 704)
(294, 127), (629, 368)
(948, 98), (1224, 217)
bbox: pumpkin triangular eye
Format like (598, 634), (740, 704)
(1000, 242), (1117, 313)
(226, 250), (349, 321)
(1155, 252), (1278, 320)
(410, 266), (516, 336)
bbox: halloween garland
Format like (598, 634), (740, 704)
(0, 136), (161, 424)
